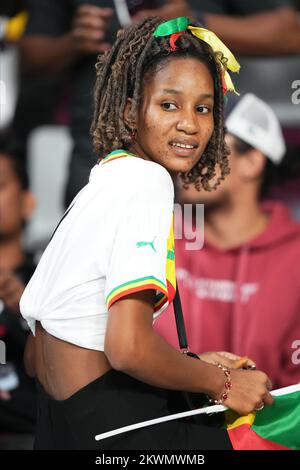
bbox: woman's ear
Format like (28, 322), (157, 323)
(123, 98), (135, 130)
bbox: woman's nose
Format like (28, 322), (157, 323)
(176, 112), (198, 134)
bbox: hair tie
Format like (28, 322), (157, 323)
(153, 16), (240, 95)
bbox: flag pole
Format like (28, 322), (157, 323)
(94, 382), (300, 442)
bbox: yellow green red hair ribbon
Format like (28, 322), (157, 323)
(153, 16), (240, 95)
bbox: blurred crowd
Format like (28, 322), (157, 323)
(0, 0), (300, 449)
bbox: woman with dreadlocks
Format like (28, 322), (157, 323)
(20, 16), (273, 450)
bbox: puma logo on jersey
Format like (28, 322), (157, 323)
(136, 236), (157, 253)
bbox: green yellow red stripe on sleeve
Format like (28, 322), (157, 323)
(106, 276), (168, 309)
(154, 279), (176, 311)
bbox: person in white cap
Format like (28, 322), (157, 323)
(155, 93), (300, 389)
(226, 93), (286, 165)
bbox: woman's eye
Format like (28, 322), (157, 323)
(197, 106), (210, 114)
(161, 102), (177, 110)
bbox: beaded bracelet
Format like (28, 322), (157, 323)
(213, 363), (232, 405)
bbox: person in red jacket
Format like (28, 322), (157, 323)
(154, 93), (300, 389)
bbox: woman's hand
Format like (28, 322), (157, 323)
(198, 351), (256, 370)
(222, 368), (273, 416)
(199, 351), (272, 414)
(70, 4), (113, 55)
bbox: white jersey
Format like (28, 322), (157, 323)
(20, 150), (176, 351)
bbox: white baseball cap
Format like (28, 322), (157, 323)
(226, 93), (286, 164)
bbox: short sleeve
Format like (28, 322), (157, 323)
(104, 164), (176, 316)
(25, 0), (70, 37)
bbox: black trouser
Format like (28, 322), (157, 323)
(34, 369), (232, 450)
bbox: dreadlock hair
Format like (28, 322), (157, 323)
(91, 16), (230, 191)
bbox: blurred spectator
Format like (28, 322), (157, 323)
(154, 94), (300, 389)
(137, 0), (300, 55)
(0, 131), (36, 447)
(190, 0), (300, 55)
(138, 0), (300, 56)
(19, 1), (186, 207)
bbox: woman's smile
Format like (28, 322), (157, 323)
(168, 138), (199, 158)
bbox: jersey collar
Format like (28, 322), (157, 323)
(100, 149), (136, 165)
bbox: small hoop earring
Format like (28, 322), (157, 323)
(130, 129), (137, 142)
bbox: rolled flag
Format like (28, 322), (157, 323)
(226, 383), (300, 450)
